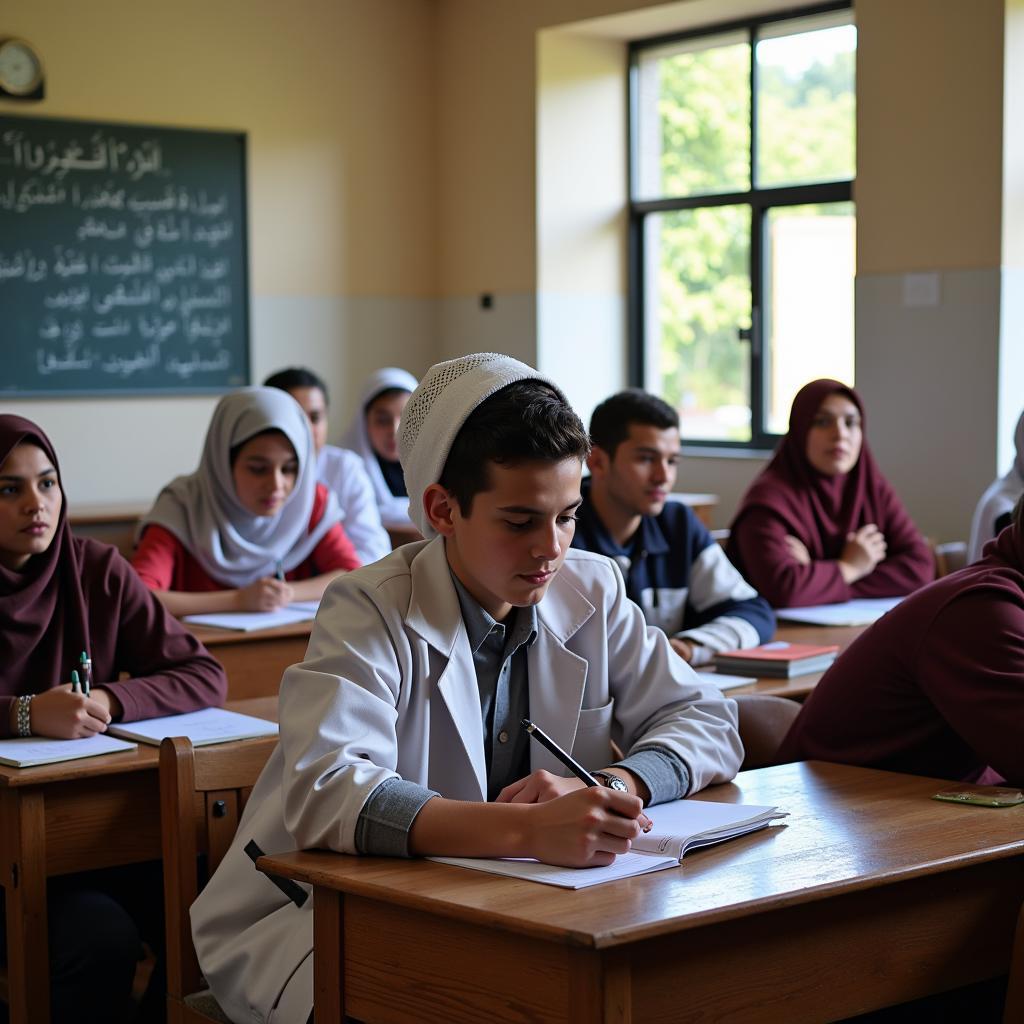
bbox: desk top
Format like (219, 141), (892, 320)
(260, 761), (1024, 950)
(0, 696), (277, 788)
(187, 620), (313, 649)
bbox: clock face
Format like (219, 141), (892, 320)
(0, 39), (43, 96)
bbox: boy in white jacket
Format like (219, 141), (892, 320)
(192, 353), (743, 1023)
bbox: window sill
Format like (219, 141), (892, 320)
(680, 444), (774, 460)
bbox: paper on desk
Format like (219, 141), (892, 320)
(695, 670), (758, 690)
(775, 597), (903, 627)
(107, 708), (278, 747)
(0, 734), (137, 768)
(183, 603), (318, 631)
(429, 851), (679, 889)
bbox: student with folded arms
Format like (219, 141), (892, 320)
(132, 387), (360, 617)
(263, 366), (391, 564)
(573, 389), (774, 664)
(968, 408), (1024, 563)
(0, 414), (227, 1023)
(340, 365), (419, 530)
(728, 378), (933, 608)
(779, 495), (1024, 786)
(191, 353), (742, 1024)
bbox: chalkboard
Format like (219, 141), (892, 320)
(0, 115), (249, 395)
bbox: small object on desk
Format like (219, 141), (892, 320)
(695, 670), (758, 691)
(0, 734), (136, 768)
(715, 641), (839, 678)
(106, 707), (278, 747)
(775, 597), (903, 627)
(430, 798), (787, 888)
(932, 787), (1024, 808)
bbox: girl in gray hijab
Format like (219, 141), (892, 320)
(133, 387), (359, 617)
(968, 409), (1024, 563)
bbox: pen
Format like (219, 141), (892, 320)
(275, 560), (285, 582)
(71, 669), (81, 694)
(522, 718), (653, 833)
(521, 718), (598, 787)
(79, 650), (92, 696)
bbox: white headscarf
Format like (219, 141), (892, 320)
(968, 409), (1024, 562)
(398, 353), (564, 538)
(339, 367), (419, 528)
(142, 387), (342, 587)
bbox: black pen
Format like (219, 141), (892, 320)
(521, 718), (598, 786)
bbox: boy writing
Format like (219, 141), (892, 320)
(192, 355), (742, 1023)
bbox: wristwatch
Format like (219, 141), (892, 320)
(592, 770), (628, 793)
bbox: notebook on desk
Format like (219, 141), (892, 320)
(183, 602), (320, 632)
(107, 708), (278, 746)
(775, 597), (903, 627)
(0, 733), (137, 768)
(715, 641), (839, 677)
(430, 799), (786, 888)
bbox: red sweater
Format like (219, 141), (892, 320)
(132, 483), (359, 592)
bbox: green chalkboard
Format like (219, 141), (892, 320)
(0, 115), (249, 395)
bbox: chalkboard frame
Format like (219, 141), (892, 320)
(0, 113), (251, 397)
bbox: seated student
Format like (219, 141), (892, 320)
(339, 365), (419, 530)
(191, 353), (742, 1023)
(573, 389), (773, 665)
(778, 494), (1024, 785)
(727, 378), (933, 608)
(968, 408), (1024, 563)
(132, 387), (360, 618)
(263, 366), (391, 564)
(0, 414), (227, 1023)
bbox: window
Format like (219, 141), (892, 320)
(629, 5), (856, 447)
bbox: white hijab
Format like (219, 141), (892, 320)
(142, 387), (342, 587)
(339, 367), (418, 528)
(968, 409), (1024, 562)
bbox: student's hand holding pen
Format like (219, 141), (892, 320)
(236, 576), (295, 611)
(24, 684), (113, 739)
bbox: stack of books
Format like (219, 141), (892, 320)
(714, 640), (839, 678)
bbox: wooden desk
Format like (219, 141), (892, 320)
(725, 622), (866, 700)
(188, 622), (312, 699)
(669, 492), (718, 528)
(262, 761), (1024, 1023)
(0, 697), (277, 1024)
(68, 502), (148, 557)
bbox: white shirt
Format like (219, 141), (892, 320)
(317, 445), (391, 564)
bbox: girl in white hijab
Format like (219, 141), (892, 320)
(340, 367), (418, 530)
(133, 387), (359, 617)
(968, 410), (1024, 562)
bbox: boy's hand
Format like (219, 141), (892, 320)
(523, 786), (645, 867)
(495, 769), (583, 804)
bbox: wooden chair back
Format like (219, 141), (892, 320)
(159, 734), (277, 1023)
(734, 694), (801, 770)
(933, 540), (968, 577)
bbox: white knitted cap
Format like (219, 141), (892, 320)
(399, 352), (566, 537)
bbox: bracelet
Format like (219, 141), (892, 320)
(15, 694), (33, 738)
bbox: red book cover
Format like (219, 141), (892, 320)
(717, 642), (839, 663)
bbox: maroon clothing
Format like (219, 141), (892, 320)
(727, 379), (933, 607)
(778, 517), (1024, 785)
(0, 416), (226, 737)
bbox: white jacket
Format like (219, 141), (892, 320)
(192, 538), (742, 1023)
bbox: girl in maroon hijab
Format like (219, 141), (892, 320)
(727, 379), (933, 607)
(0, 414), (226, 1023)
(778, 495), (1024, 785)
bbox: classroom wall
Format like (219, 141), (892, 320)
(0, 0), (438, 506)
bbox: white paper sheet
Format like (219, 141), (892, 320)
(107, 708), (278, 747)
(0, 734), (137, 768)
(775, 597), (903, 627)
(183, 604), (317, 631)
(429, 851), (679, 889)
(695, 670), (758, 690)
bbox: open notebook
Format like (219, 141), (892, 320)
(0, 734), (137, 768)
(430, 798), (787, 889)
(183, 600), (321, 632)
(775, 597), (903, 627)
(107, 708), (278, 746)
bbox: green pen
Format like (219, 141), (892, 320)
(275, 560), (285, 582)
(71, 669), (81, 694)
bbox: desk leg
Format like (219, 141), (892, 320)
(314, 887), (343, 1023)
(2, 788), (50, 1024)
(568, 946), (631, 1024)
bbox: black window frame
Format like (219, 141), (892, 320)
(627, 1), (855, 452)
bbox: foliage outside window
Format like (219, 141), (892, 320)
(630, 5), (856, 446)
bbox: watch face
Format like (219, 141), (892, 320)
(0, 40), (43, 96)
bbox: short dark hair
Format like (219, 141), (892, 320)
(588, 389), (679, 457)
(439, 379), (590, 515)
(263, 367), (329, 405)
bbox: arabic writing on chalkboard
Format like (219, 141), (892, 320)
(0, 117), (249, 395)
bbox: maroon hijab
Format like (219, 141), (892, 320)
(731, 379), (890, 560)
(0, 416), (91, 696)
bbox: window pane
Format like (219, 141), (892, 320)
(755, 15), (856, 188)
(763, 202), (856, 435)
(635, 32), (750, 200)
(644, 206), (752, 442)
